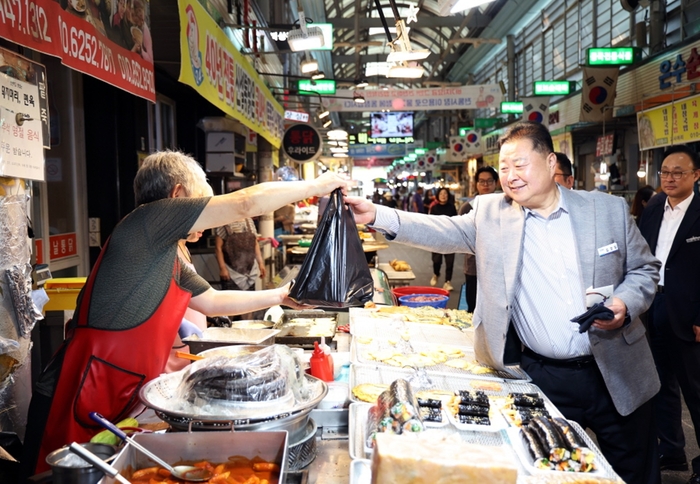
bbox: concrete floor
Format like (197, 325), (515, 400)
(378, 240), (699, 484)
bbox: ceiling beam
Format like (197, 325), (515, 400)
(324, 12), (492, 29)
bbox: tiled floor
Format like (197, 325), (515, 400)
(378, 239), (698, 484)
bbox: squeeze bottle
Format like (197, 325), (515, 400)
(310, 341), (333, 382)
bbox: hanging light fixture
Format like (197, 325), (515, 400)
(355, 78), (369, 89)
(300, 58), (319, 73)
(322, 118), (332, 128)
(353, 92), (366, 104)
(318, 107), (330, 119)
(311, 71), (326, 80)
(288, 1), (325, 51)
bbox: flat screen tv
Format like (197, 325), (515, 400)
(370, 112), (413, 138)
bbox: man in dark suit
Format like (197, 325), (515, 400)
(639, 145), (700, 484)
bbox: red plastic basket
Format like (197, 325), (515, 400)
(391, 286), (449, 300)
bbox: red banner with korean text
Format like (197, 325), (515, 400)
(0, 0), (155, 102)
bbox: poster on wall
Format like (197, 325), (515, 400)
(0, 0), (155, 102)
(0, 50), (48, 180)
(637, 93), (700, 150)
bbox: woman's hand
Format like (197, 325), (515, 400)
(344, 196), (378, 225)
(277, 282), (314, 310)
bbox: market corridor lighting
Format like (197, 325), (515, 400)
(353, 92), (366, 104)
(355, 78), (369, 89)
(287, 26), (325, 52)
(327, 129), (348, 140)
(300, 58), (319, 73)
(311, 71), (326, 80)
(322, 119), (332, 128)
(387, 62), (424, 79)
(318, 108), (330, 119)
(440, 0), (495, 15)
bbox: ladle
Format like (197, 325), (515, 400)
(89, 412), (214, 482)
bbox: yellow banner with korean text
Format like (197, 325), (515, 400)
(178, 0), (283, 148)
(637, 94), (700, 150)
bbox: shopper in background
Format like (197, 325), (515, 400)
(631, 185), (656, 227)
(382, 191), (397, 208)
(458, 166), (499, 312)
(422, 188), (436, 213)
(639, 145), (700, 484)
(428, 187), (457, 291)
(410, 186), (424, 213)
(345, 121), (662, 484)
(21, 150), (347, 477)
(554, 152), (575, 189)
(214, 216), (266, 319)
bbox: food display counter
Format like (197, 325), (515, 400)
(37, 305), (620, 484)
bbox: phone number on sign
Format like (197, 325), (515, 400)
(0, 0), (52, 42)
(57, 15), (116, 75)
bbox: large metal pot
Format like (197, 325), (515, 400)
(46, 443), (116, 484)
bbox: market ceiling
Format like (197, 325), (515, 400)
(151, 0), (539, 128)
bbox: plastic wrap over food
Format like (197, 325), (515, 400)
(177, 346), (289, 404)
(171, 345), (320, 418)
(5, 264), (41, 337)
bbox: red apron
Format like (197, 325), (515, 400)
(34, 244), (191, 473)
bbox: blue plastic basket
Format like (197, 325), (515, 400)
(398, 294), (449, 309)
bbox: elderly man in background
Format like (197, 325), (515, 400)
(345, 121), (661, 484)
(554, 152), (575, 189)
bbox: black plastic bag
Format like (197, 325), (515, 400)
(288, 188), (374, 307)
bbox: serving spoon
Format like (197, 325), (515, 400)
(89, 412), (214, 482)
(68, 443), (130, 484)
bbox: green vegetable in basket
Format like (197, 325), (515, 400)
(89, 417), (138, 445)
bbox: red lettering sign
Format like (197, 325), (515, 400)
(49, 232), (78, 261)
(0, 0), (155, 102)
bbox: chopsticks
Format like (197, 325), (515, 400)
(176, 351), (204, 361)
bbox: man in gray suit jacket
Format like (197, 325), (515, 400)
(346, 121), (661, 484)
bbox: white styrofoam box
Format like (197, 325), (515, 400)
(206, 152), (236, 172)
(206, 131), (235, 152)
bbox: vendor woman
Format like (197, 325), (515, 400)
(22, 150), (347, 476)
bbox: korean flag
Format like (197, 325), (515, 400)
(580, 66), (619, 123)
(464, 130), (482, 154)
(448, 136), (467, 161)
(522, 97), (550, 126)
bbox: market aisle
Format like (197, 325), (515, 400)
(378, 238), (698, 484)
(377, 239), (466, 310)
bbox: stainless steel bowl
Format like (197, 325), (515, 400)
(46, 443), (116, 484)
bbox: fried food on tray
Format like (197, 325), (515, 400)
(389, 259), (412, 271)
(352, 383), (389, 403)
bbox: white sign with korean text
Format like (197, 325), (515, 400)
(0, 72), (44, 181)
(325, 85), (502, 112)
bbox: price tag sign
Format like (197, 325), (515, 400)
(0, 71), (44, 180)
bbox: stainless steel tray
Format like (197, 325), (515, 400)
(351, 338), (529, 381)
(183, 327), (280, 354)
(349, 314), (474, 348)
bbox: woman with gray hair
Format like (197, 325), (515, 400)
(22, 150), (347, 476)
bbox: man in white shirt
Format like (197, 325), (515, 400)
(639, 145), (700, 484)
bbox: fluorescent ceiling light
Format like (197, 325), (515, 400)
(330, 147), (348, 153)
(332, 153), (347, 158)
(327, 129), (348, 140)
(322, 119), (332, 128)
(311, 71), (326, 80)
(318, 109), (330, 119)
(439, 0), (495, 15)
(353, 92), (366, 104)
(300, 59), (319, 73)
(387, 49), (431, 62)
(387, 64), (425, 78)
(337, 140), (348, 146)
(288, 26), (325, 51)
(365, 61), (391, 77)
(355, 79), (369, 88)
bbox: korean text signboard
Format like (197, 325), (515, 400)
(325, 85), (502, 112)
(178, 0), (284, 148)
(282, 124), (321, 163)
(0, 0), (155, 102)
(637, 93), (700, 150)
(0, 49), (48, 180)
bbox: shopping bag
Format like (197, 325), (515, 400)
(288, 188), (374, 307)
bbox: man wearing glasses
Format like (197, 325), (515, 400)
(554, 152), (575, 189)
(346, 121), (661, 484)
(639, 145), (700, 484)
(458, 166), (499, 312)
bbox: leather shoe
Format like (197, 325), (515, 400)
(687, 473), (700, 484)
(659, 454), (688, 471)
